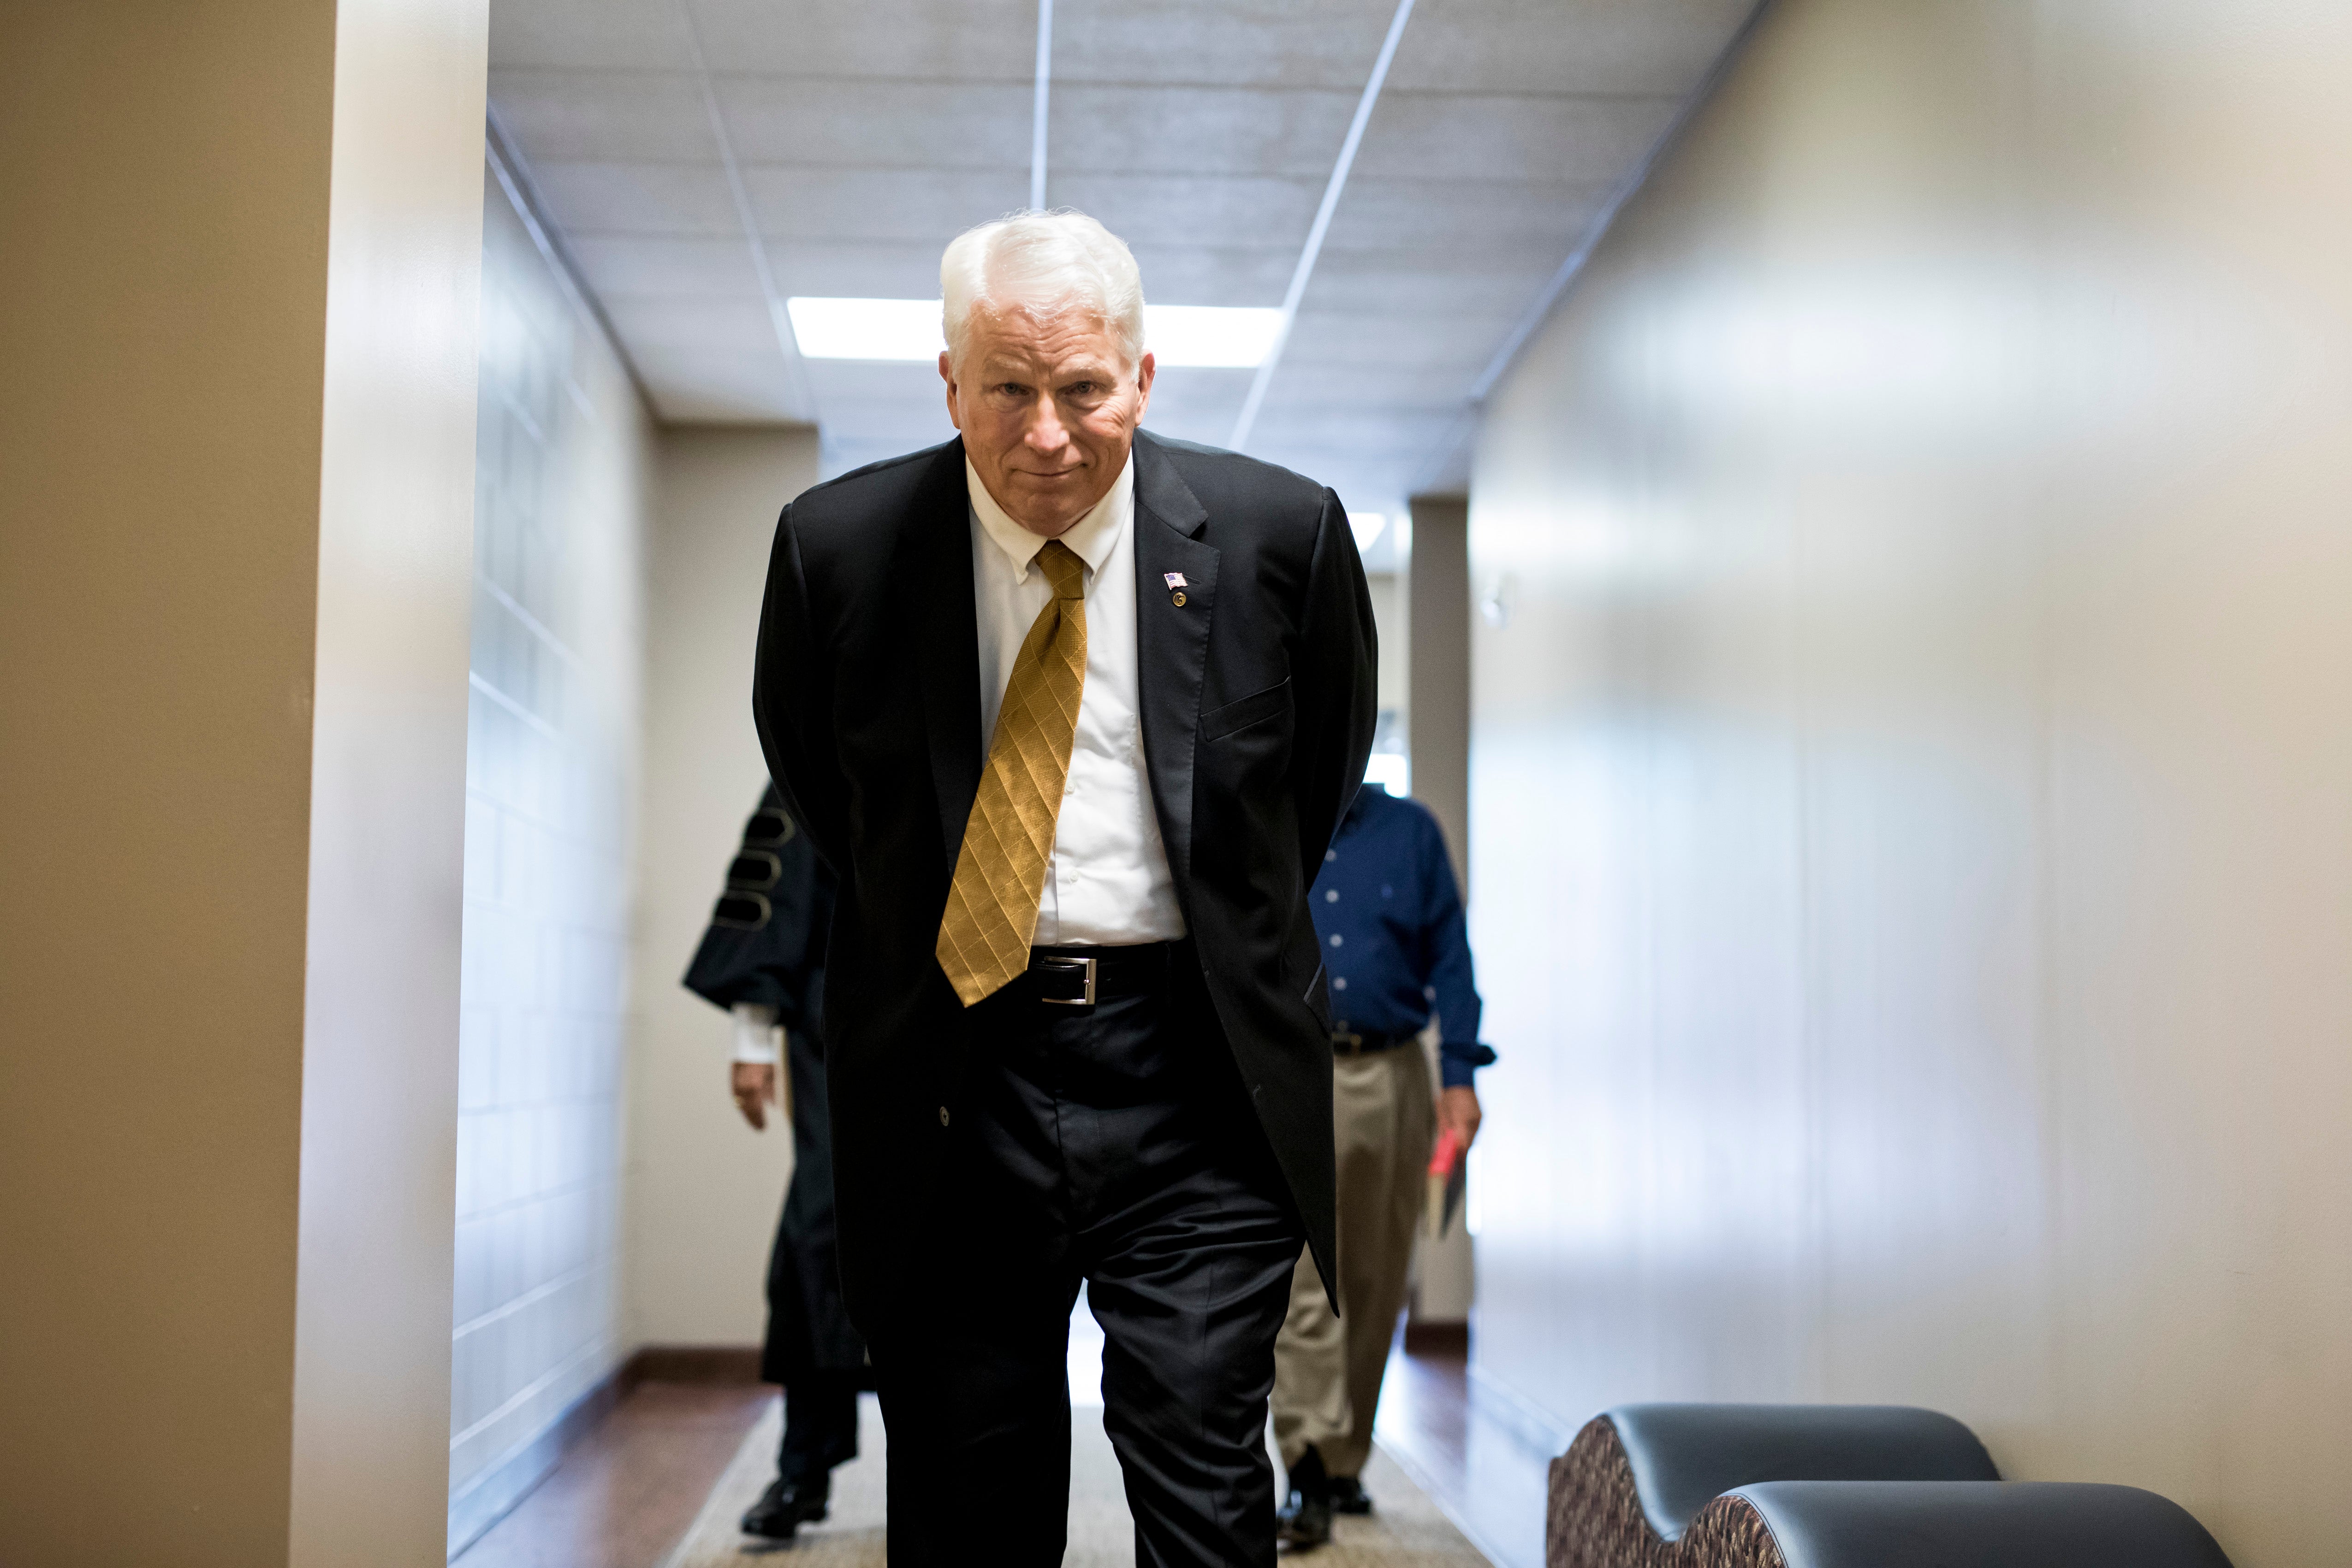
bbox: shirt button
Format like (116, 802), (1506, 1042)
(1324, 849), (1337, 862)
(1324, 890), (1339, 903)
(938, 1106), (951, 1127)
(1329, 934), (1343, 947)
(1333, 977), (1348, 991)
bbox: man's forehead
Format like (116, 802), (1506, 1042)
(969, 329), (1124, 380)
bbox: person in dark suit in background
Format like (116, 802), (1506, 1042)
(753, 210), (1376, 1565)
(682, 785), (867, 1542)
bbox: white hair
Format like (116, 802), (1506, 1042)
(940, 209), (1146, 370)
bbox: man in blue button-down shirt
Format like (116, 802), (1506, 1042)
(1273, 781), (1495, 1544)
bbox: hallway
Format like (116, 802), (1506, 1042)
(17, 1), (2352, 1564)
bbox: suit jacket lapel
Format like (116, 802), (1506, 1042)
(912, 440), (983, 869)
(1129, 433), (1216, 886)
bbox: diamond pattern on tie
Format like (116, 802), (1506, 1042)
(937, 540), (1089, 1005)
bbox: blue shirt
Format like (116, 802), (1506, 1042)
(1312, 787), (1495, 1088)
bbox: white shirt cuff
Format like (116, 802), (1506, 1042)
(731, 1002), (782, 1065)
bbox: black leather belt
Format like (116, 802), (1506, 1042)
(1332, 1028), (1411, 1056)
(1026, 943), (1173, 1006)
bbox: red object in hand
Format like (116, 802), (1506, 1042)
(1427, 1128), (1466, 1236)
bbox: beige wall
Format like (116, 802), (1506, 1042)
(447, 157), (653, 1550)
(626, 426), (820, 1345)
(0, 3), (487, 1565)
(1469, 2), (2352, 1562)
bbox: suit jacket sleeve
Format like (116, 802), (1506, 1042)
(752, 504), (849, 877)
(1288, 490), (1379, 881)
(679, 790), (829, 1031)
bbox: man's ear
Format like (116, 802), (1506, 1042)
(1134, 350), (1156, 417)
(939, 350), (962, 431)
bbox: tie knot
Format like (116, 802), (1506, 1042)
(1037, 539), (1086, 601)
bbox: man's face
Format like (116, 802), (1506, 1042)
(941, 300), (1155, 538)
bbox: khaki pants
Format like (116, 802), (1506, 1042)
(1271, 1043), (1434, 1477)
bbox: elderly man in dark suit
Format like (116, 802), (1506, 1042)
(753, 209), (1375, 1565)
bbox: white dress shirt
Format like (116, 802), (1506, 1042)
(967, 455), (1186, 946)
(731, 1001), (781, 1064)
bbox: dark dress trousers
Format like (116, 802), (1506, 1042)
(752, 431), (1376, 1563)
(681, 786), (868, 1481)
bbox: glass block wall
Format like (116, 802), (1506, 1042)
(447, 156), (651, 1552)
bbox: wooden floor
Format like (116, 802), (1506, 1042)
(455, 1381), (772, 1568)
(456, 1331), (1555, 1568)
(1373, 1329), (1554, 1568)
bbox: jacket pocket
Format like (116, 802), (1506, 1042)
(1201, 678), (1292, 741)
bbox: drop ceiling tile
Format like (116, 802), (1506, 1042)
(569, 235), (766, 300)
(603, 295), (778, 354)
(1355, 91), (1680, 183)
(717, 76), (1031, 170)
(491, 0), (698, 71)
(1248, 404), (1460, 451)
(765, 242), (950, 300)
(630, 347), (800, 422)
(802, 360), (951, 405)
(1048, 85), (1356, 178)
(531, 160), (743, 237)
(1258, 373), (1464, 421)
(490, 69), (717, 164)
(1048, 172), (1318, 249)
(1307, 243), (1559, 298)
(1053, 0), (1403, 90)
(1386, 0), (1758, 95)
(746, 166), (1031, 244)
(1278, 309), (1503, 371)
(808, 398), (959, 446)
(1254, 445), (1420, 500)
(685, 0), (1037, 82)
(1321, 176), (1610, 251)
(1138, 368), (1254, 435)
(1125, 244), (1294, 309)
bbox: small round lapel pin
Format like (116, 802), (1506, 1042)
(1164, 571), (1188, 607)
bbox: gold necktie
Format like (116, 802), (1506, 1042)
(936, 539), (1088, 1006)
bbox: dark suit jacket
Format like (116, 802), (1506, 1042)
(752, 429), (1376, 1332)
(679, 787), (862, 1377)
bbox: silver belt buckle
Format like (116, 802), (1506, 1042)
(1037, 954), (1098, 1006)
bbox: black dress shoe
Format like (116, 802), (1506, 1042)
(1277, 1446), (1333, 1548)
(740, 1473), (830, 1540)
(1277, 1487), (1332, 1548)
(1329, 1475), (1372, 1515)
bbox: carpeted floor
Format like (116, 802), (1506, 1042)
(659, 1396), (1491, 1566)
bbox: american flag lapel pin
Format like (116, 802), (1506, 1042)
(1164, 572), (1189, 608)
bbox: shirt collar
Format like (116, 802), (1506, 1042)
(966, 450), (1134, 585)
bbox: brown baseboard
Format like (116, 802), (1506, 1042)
(622, 1343), (766, 1389)
(1402, 1319), (1469, 1355)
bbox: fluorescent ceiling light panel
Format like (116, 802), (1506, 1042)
(786, 297), (944, 362)
(1347, 512), (1388, 552)
(785, 299), (1283, 368)
(1145, 305), (1283, 368)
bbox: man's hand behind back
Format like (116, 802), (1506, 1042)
(732, 1061), (778, 1130)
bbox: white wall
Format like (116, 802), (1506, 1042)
(448, 160), (652, 1548)
(1468, 2), (2352, 1562)
(626, 425), (821, 1346)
